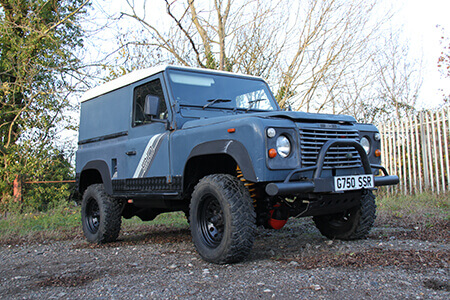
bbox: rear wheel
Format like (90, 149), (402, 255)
(313, 190), (376, 240)
(190, 174), (256, 264)
(81, 184), (123, 243)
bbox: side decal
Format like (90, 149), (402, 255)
(133, 133), (167, 178)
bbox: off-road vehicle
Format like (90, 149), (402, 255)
(76, 66), (398, 264)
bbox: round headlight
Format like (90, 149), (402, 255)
(360, 137), (370, 154)
(276, 135), (291, 158)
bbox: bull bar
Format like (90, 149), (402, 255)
(265, 139), (399, 196)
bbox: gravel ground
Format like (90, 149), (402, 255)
(0, 217), (448, 299)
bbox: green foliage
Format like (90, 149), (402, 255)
(275, 85), (296, 108)
(205, 51), (217, 70)
(0, 0), (87, 207)
(0, 141), (74, 212)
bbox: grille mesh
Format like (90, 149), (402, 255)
(299, 128), (362, 169)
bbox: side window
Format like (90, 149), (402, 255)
(133, 78), (167, 126)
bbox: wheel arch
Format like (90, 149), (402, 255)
(186, 140), (256, 181)
(78, 160), (113, 195)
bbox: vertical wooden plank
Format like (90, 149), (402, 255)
(380, 123), (386, 166)
(391, 119), (397, 193)
(401, 118), (407, 194)
(380, 122), (389, 195)
(431, 111), (440, 194)
(406, 115), (413, 194)
(394, 120), (406, 194)
(388, 122), (393, 175)
(414, 114), (423, 193)
(443, 108), (450, 191)
(426, 112), (435, 193)
(387, 121), (394, 195)
(436, 111), (446, 193)
(420, 112), (429, 190)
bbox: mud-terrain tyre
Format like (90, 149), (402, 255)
(81, 184), (123, 243)
(313, 190), (376, 240)
(190, 174), (256, 264)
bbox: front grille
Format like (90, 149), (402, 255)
(299, 128), (362, 169)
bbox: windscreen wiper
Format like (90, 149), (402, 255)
(203, 98), (232, 109)
(246, 99), (266, 112)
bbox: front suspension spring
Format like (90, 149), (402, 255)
(237, 166), (257, 205)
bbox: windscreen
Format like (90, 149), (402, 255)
(167, 69), (278, 111)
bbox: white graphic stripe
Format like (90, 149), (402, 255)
(133, 133), (167, 178)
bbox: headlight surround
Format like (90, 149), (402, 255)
(360, 137), (370, 154)
(276, 135), (291, 158)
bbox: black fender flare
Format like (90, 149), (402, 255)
(187, 140), (257, 182)
(80, 160), (113, 195)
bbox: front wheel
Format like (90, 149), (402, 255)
(190, 174), (256, 264)
(81, 184), (123, 243)
(313, 190), (376, 240)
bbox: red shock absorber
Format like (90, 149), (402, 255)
(268, 203), (289, 230)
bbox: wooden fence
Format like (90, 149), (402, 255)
(379, 107), (450, 195)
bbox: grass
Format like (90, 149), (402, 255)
(0, 203), (80, 236)
(376, 192), (449, 221)
(122, 211), (188, 229)
(0, 192), (447, 244)
(0, 201), (188, 244)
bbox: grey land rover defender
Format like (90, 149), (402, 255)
(76, 65), (398, 264)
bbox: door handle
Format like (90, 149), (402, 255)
(126, 150), (136, 156)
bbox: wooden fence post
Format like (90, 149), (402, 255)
(13, 175), (22, 202)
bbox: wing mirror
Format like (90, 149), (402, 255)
(144, 95), (160, 117)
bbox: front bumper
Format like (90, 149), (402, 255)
(265, 139), (399, 196)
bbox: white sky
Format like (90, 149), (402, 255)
(397, 0), (450, 108)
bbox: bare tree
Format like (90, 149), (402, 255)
(371, 32), (421, 119)
(117, 0), (393, 109)
(120, 0), (286, 72)
(275, 0), (393, 112)
(101, 0), (422, 122)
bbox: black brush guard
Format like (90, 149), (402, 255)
(265, 139), (399, 196)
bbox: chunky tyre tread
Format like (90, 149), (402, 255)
(349, 191), (376, 239)
(313, 190), (376, 240)
(81, 184), (122, 243)
(190, 174), (256, 264)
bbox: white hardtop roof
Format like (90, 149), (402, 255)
(80, 65), (263, 102)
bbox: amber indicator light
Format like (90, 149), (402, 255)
(227, 128), (236, 133)
(375, 149), (381, 157)
(268, 148), (277, 158)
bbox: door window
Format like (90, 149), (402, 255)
(133, 79), (167, 126)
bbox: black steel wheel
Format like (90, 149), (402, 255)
(81, 184), (123, 243)
(190, 174), (256, 264)
(313, 190), (376, 240)
(198, 194), (224, 248)
(84, 197), (101, 234)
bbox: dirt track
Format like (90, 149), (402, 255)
(0, 217), (449, 299)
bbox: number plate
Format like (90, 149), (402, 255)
(334, 175), (374, 192)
